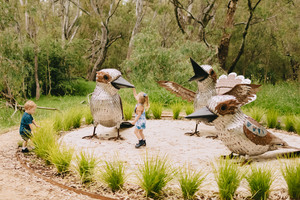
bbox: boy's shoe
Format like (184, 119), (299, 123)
(22, 148), (29, 153)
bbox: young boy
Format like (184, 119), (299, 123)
(19, 100), (39, 153)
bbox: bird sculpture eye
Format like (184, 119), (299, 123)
(104, 75), (109, 80)
(221, 104), (227, 111)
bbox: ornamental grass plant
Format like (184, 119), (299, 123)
(138, 154), (174, 198)
(178, 166), (206, 200)
(283, 115), (296, 132)
(74, 151), (98, 184)
(185, 104), (194, 116)
(281, 159), (300, 200)
(150, 103), (163, 119)
(266, 110), (279, 129)
(48, 143), (74, 174)
(31, 121), (58, 163)
(83, 106), (93, 125)
(123, 102), (134, 121)
(248, 107), (265, 123)
(245, 165), (274, 200)
(99, 158), (126, 192)
(212, 158), (244, 200)
(171, 103), (182, 119)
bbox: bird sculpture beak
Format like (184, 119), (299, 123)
(185, 106), (218, 122)
(188, 58), (209, 82)
(111, 76), (135, 89)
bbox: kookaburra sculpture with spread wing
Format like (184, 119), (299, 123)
(186, 84), (300, 156)
(158, 58), (252, 137)
(83, 69), (134, 140)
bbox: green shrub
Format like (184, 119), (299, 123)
(151, 103), (163, 119)
(246, 165), (273, 200)
(145, 109), (151, 119)
(62, 108), (83, 131)
(31, 121), (58, 163)
(83, 106), (93, 125)
(295, 117), (300, 135)
(52, 112), (63, 132)
(123, 102), (134, 121)
(185, 104), (194, 116)
(178, 167), (206, 200)
(138, 154), (174, 198)
(249, 107), (265, 123)
(49, 144), (74, 173)
(171, 103), (182, 119)
(283, 115), (296, 132)
(266, 110), (279, 129)
(100, 158), (126, 192)
(74, 151), (98, 184)
(212, 158), (244, 200)
(281, 159), (300, 200)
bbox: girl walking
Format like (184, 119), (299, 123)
(131, 88), (149, 148)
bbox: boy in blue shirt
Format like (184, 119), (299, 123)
(19, 100), (40, 153)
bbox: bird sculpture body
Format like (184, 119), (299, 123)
(186, 84), (300, 156)
(83, 69), (134, 140)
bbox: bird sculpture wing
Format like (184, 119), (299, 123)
(216, 73), (251, 95)
(224, 84), (261, 106)
(157, 81), (196, 102)
(119, 95), (124, 120)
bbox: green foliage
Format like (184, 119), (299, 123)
(295, 117), (300, 135)
(49, 144), (74, 174)
(52, 112), (63, 132)
(74, 151), (98, 184)
(100, 158), (126, 192)
(62, 108), (83, 131)
(212, 158), (244, 200)
(283, 115), (296, 132)
(248, 107), (265, 123)
(83, 106), (93, 125)
(178, 167), (206, 200)
(246, 165), (273, 200)
(31, 121), (58, 162)
(123, 102), (134, 121)
(185, 104), (194, 116)
(150, 103), (163, 119)
(281, 159), (300, 200)
(171, 103), (182, 119)
(138, 154), (174, 198)
(266, 110), (279, 129)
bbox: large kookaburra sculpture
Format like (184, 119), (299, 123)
(186, 84), (300, 156)
(83, 69), (134, 140)
(158, 58), (251, 136)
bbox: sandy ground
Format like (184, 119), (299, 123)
(1, 119), (300, 199)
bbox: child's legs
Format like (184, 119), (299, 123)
(22, 140), (28, 148)
(134, 128), (142, 140)
(138, 129), (145, 140)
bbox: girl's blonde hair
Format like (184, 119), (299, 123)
(137, 92), (150, 110)
(24, 100), (37, 111)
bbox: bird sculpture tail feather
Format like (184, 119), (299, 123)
(157, 81), (196, 102)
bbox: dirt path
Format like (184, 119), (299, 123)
(0, 130), (95, 200)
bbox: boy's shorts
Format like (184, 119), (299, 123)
(20, 132), (32, 141)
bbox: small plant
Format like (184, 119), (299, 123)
(246, 165), (273, 200)
(212, 158), (244, 200)
(295, 117), (300, 135)
(31, 122), (57, 163)
(138, 154), (174, 198)
(145, 109), (151, 119)
(178, 166), (206, 200)
(151, 103), (163, 119)
(53, 112), (63, 132)
(281, 159), (300, 200)
(185, 104), (194, 116)
(283, 115), (296, 132)
(62, 108), (83, 131)
(171, 103), (182, 119)
(266, 110), (279, 129)
(100, 158), (126, 192)
(83, 106), (93, 125)
(49, 143), (74, 174)
(72, 108), (83, 129)
(123, 103), (134, 121)
(249, 107), (265, 122)
(74, 151), (98, 184)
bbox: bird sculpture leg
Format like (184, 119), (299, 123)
(82, 126), (99, 139)
(108, 128), (124, 140)
(184, 123), (200, 137)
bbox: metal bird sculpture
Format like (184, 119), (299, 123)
(83, 69), (134, 140)
(186, 84), (300, 156)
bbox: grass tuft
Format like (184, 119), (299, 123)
(178, 166), (206, 200)
(49, 143), (74, 174)
(123, 103), (134, 121)
(246, 165), (273, 200)
(266, 110), (279, 129)
(283, 115), (296, 132)
(74, 151), (98, 184)
(248, 107), (265, 123)
(138, 154), (174, 198)
(281, 159), (300, 200)
(185, 104), (194, 116)
(212, 158), (244, 200)
(83, 106), (93, 125)
(99, 157), (126, 192)
(150, 103), (163, 119)
(171, 103), (182, 119)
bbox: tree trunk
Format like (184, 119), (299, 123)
(127, 0), (144, 59)
(34, 41), (40, 100)
(218, 0), (238, 72)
